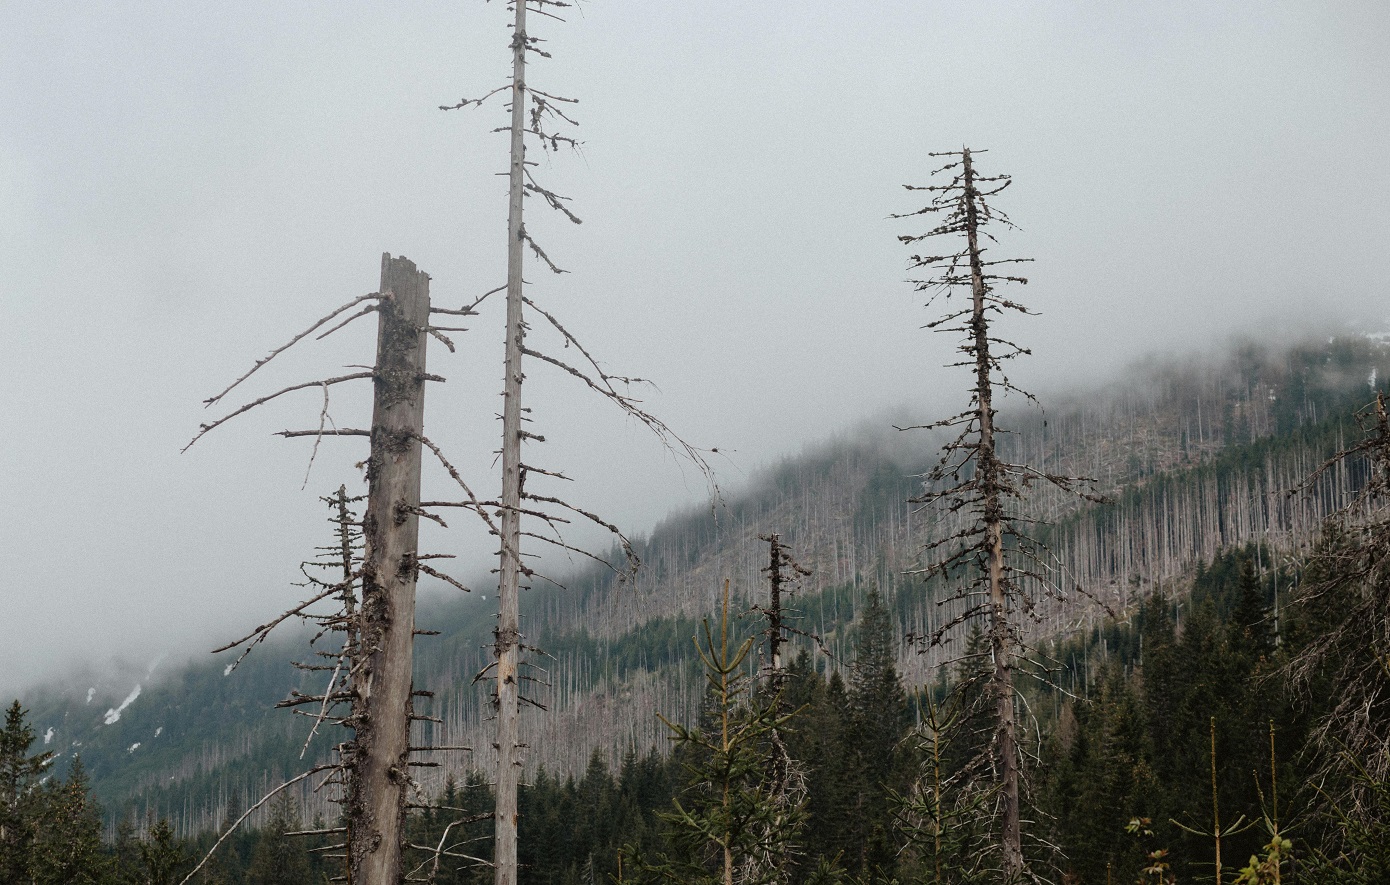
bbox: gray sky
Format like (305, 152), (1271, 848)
(2, 1), (1387, 696)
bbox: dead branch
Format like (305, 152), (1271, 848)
(438, 84), (510, 112)
(520, 492), (634, 562)
(213, 576), (357, 673)
(177, 766), (335, 885)
(315, 304), (379, 341)
(417, 435), (503, 541)
(299, 382), (337, 489)
(415, 560), (472, 593)
(300, 647), (347, 759)
(278, 429), (371, 438)
(522, 230), (567, 274)
(519, 529), (622, 573)
(426, 327), (456, 353)
(202, 293), (379, 409)
(517, 344), (717, 494)
(185, 372), (374, 452)
(522, 296), (650, 391)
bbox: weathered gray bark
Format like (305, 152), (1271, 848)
(494, 2), (530, 883)
(350, 253), (431, 885)
(961, 148), (1023, 878)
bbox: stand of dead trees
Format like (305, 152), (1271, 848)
(1287, 391), (1390, 832)
(895, 147), (1097, 881)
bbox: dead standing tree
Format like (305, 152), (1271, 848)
(441, 5), (714, 885)
(753, 533), (821, 689)
(494, 3), (535, 877)
(181, 254), (468, 885)
(747, 534), (816, 884)
(895, 148), (1095, 881)
(351, 256), (431, 884)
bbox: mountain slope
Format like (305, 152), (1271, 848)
(18, 333), (1390, 834)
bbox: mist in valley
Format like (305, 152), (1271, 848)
(2, 2), (1386, 706)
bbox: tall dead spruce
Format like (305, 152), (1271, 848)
(749, 534), (814, 883)
(896, 148), (1094, 881)
(441, 5), (713, 884)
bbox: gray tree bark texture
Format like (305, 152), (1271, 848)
(494, 2), (530, 883)
(349, 253), (431, 885)
(961, 148), (1024, 879)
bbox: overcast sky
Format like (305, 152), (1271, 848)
(2, 1), (1387, 697)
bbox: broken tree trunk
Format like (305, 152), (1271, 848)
(350, 253), (431, 885)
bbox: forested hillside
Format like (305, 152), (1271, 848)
(12, 334), (1390, 867)
(5, 541), (1384, 882)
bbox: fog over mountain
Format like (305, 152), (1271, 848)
(2, 1), (1387, 695)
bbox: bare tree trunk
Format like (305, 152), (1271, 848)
(961, 148), (1023, 879)
(351, 253), (431, 885)
(765, 533), (787, 678)
(494, 2), (530, 882)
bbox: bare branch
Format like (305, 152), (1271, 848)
(177, 766), (335, 885)
(315, 304), (379, 341)
(202, 294), (378, 409)
(185, 372), (374, 452)
(416, 561), (472, 594)
(417, 435), (504, 541)
(438, 84), (510, 112)
(279, 429), (371, 438)
(213, 577), (356, 671)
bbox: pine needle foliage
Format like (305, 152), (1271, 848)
(893, 693), (994, 885)
(0, 700), (56, 884)
(635, 581), (807, 885)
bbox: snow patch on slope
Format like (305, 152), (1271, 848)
(85, 688), (94, 704)
(43, 727), (53, 745)
(103, 684), (142, 725)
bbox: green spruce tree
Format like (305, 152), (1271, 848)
(844, 586), (910, 876)
(137, 816), (188, 885)
(245, 791), (310, 885)
(637, 582), (806, 885)
(0, 700), (53, 883)
(30, 756), (106, 885)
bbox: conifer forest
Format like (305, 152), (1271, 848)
(4, 4), (1389, 885)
